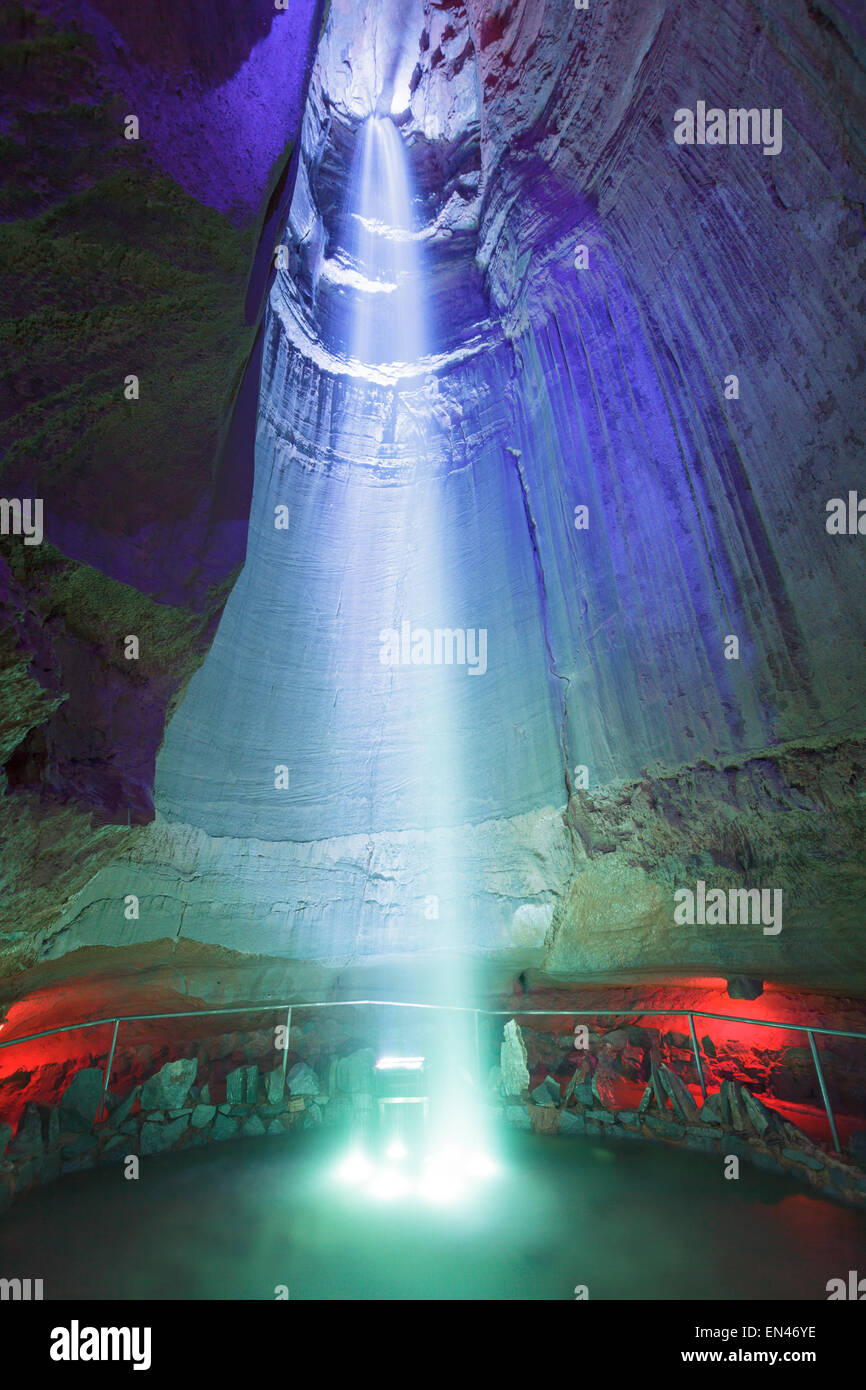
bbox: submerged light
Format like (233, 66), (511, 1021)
(369, 1168), (412, 1201)
(466, 1152), (499, 1180)
(336, 1150), (373, 1185)
(333, 1137), (499, 1205)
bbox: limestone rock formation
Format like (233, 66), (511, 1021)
(1, 0), (864, 1004)
(500, 1019), (530, 1097)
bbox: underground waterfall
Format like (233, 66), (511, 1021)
(1, 0), (865, 1326)
(324, 111), (496, 1196)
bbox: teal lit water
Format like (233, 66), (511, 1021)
(1, 1129), (864, 1300)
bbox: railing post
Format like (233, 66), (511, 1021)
(807, 1029), (841, 1154)
(687, 1012), (707, 1100)
(279, 1006), (292, 1097)
(98, 1019), (119, 1124)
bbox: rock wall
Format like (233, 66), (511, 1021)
(3, 0), (865, 997)
(118, 0), (866, 987)
(498, 1080), (866, 1211)
(0, 1008), (383, 1207)
(548, 734), (866, 988)
(0, 1050), (373, 1211)
(31, 0), (324, 220)
(0, 0), (323, 970)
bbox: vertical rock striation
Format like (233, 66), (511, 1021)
(32, 0), (866, 993)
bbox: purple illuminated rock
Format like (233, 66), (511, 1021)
(10, 0), (866, 1010)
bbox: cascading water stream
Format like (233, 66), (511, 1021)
(148, 103), (508, 1199)
(332, 117), (494, 1192)
(342, 116), (426, 370)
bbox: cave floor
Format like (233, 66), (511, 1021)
(1, 1129), (864, 1300)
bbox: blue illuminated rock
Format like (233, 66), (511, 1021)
(530, 1076), (561, 1108)
(559, 1112), (585, 1137)
(141, 1115), (189, 1155)
(500, 1020), (530, 1097)
(59, 1070), (104, 1132)
(107, 1089), (139, 1128)
(225, 1068), (245, 1104)
(849, 1132), (866, 1172)
(335, 1050), (375, 1095)
(140, 1059), (197, 1112)
(9, 1105), (44, 1159)
(29, 0), (866, 999)
(288, 1062), (320, 1096)
(212, 1112), (237, 1142)
(265, 1067), (285, 1104)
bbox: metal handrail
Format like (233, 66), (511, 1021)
(1, 997), (863, 1155)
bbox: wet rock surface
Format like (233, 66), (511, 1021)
(0, 0), (323, 969)
(0, 2), (863, 1021)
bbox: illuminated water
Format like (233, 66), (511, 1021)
(2, 1129), (864, 1300)
(336, 117), (489, 1161)
(340, 115), (426, 368)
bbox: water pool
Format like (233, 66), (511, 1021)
(1, 1128), (864, 1300)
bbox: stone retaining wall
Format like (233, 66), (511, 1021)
(492, 1064), (866, 1209)
(0, 1050), (376, 1211)
(3, 1034), (865, 1214)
